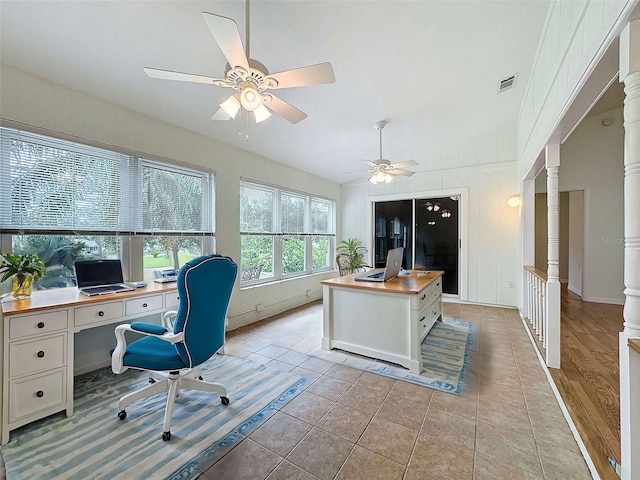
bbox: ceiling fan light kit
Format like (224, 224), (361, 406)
(144, 1), (335, 126)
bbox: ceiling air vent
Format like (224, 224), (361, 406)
(498, 74), (517, 93)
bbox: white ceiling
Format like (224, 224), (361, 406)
(0, 0), (551, 184)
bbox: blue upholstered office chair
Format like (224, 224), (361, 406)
(111, 254), (237, 441)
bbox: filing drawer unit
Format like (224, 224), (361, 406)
(2, 309), (72, 444)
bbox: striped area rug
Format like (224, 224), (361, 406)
(340, 319), (475, 395)
(0, 355), (305, 480)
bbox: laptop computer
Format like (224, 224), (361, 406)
(75, 259), (135, 296)
(355, 247), (404, 282)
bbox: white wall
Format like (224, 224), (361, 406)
(342, 157), (521, 307)
(517, 0), (634, 180)
(560, 107), (625, 304)
(0, 65), (342, 331)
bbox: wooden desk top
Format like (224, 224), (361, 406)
(321, 270), (443, 294)
(0, 282), (178, 316)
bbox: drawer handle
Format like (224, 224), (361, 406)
(436, 282), (440, 287)
(98, 311), (105, 317)
(420, 316), (426, 322)
(433, 311), (438, 316)
(37, 350), (45, 358)
(142, 303), (148, 308)
(37, 322), (45, 329)
(420, 294), (426, 300)
(36, 390), (44, 398)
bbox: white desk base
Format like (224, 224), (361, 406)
(321, 272), (443, 374)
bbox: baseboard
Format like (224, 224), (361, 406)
(583, 296), (624, 305)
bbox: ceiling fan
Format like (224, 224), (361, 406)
(357, 121), (418, 184)
(143, 1), (335, 124)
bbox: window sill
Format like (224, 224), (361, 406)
(239, 269), (335, 290)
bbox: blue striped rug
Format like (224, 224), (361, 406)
(340, 319), (475, 395)
(0, 355), (305, 480)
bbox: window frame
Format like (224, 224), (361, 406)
(240, 179), (335, 287)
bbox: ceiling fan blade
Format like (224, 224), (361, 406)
(264, 95), (307, 124)
(265, 62), (336, 89)
(359, 160), (378, 167)
(201, 12), (250, 73)
(391, 159), (418, 168)
(392, 169), (415, 177)
(144, 67), (227, 85)
(211, 108), (232, 120)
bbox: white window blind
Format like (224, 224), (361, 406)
(0, 127), (215, 236)
(140, 160), (213, 235)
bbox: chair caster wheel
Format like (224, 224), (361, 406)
(148, 378), (156, 384)
(118, 410), (127, 421)
(221, 396), (230, 405)
(162, 431), (171, 441)
(198, 376), (203, 380)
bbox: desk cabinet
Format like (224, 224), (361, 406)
(1, 283), (178, 444)
(3, 309), (71, 442)
(322, 271), (444, 374)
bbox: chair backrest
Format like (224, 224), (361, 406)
(172, 255), (237, 367)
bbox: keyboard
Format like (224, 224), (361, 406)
(81, 285), (128, 295)
(369, 272), (384, 279)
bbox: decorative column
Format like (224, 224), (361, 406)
(545, 143), (561, 368)
(619, 18), (640, 480)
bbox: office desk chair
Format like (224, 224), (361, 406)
(111, 254), (237, 441)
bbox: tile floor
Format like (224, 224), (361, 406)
(200, 301), (593, 480)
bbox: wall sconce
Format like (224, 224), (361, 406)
(507, 194), (521, 207)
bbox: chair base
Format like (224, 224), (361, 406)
(117, 366), (228, 440)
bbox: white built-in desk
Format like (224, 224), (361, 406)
(321, 270), (443, 374)
(0, 283), (178, 444)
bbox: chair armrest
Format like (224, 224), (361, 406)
(162, 310), (177, 330)
(111, 323), (184, 374)
(131, 322), (167, 335)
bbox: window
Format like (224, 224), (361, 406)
(239, 180), (335, 285)
(0, 127), (215, 290)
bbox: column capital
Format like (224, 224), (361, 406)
(620, 18), (640, 80)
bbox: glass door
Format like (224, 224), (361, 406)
(414, 196), (459, 295)
(374, 196), (460, 295)
(373, 200), (413, 270)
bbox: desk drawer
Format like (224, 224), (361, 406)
(9, 310), (68, 340)
(164, 292), (180, 309)
(75, 301), (123, 327)
(416, 286), (432, 312)
(429, 297), (442, 323)
(125, 295), (163, 316)
(9, 369), (66, 422)
(9, 333), (67, 378)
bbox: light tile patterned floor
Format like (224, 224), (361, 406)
(201, 301), (593, 480)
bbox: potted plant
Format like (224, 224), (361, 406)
(0, 253), (46, 299)
(336, 238), (369, 275)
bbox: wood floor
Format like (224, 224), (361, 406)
(548, 286), (623, 480)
